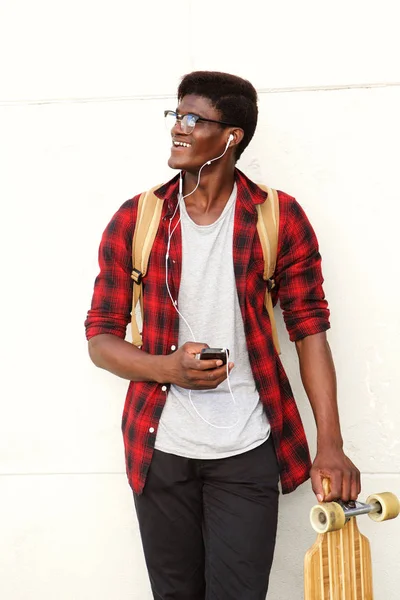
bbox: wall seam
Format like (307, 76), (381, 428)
(1, 81), (399, 108)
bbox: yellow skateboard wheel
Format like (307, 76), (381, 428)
(310, 501), (346, 533)
(366, 492), (400, 522)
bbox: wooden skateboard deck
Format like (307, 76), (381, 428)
(304, 517), (373, 599)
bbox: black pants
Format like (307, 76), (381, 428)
(133, 437), (280, 600)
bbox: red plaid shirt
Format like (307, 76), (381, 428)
(85, 169), (330, 495)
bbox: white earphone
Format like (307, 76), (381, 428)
(164, 132), (239, 429)
(206, 134), (234, 165)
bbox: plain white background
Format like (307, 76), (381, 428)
(1, 1), (399, 598)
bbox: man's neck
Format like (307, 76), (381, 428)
(182, 169), (236, 225)
(183, 166), (235, 208)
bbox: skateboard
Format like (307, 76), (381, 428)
(304, 478), (399, 599)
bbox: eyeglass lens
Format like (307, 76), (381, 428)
(165, 111), (197, 134)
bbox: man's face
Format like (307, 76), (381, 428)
(167, 94), (229, 172)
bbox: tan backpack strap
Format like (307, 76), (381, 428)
(131, 184), (164, 347)
(256, 185), (281, 354)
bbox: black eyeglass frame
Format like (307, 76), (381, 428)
(164, 110), (237, 130)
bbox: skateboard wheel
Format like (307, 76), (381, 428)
(310, 501), (346, 533)
(366, 492), (400, 522)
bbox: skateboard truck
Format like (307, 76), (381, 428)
(310, 480), (400, 534)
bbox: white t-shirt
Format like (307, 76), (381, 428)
(155, 183), (270, 458)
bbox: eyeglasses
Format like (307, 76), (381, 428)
(164, 110), (236, 134)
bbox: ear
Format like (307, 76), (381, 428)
(227, 128), (244, 148)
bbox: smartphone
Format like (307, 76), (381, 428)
(199, 348), (229, 365)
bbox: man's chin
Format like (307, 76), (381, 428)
(168, 156), (185, 170)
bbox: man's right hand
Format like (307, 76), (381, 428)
(159, 342), (234, 390)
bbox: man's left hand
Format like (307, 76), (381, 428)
(310, 447), (361, 503)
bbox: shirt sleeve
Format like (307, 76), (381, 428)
(84, 197), (138, 341)
(274, 192), (330, 342)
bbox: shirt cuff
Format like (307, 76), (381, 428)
(287, 317), (330, 342)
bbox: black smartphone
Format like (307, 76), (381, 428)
(199, 348), (229, 365)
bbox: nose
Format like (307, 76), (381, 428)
(171, 117), (186, 136)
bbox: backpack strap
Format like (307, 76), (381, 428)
(256, 185), (281, 354)
(131, 184), (164, 347)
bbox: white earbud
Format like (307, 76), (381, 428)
(206, 135), (234, 164)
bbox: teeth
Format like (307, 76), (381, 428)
(173, 141), (191, 148)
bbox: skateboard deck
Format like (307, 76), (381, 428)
(304, 480), (399, 600)
(304, 518), (373, 599)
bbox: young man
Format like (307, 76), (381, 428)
(85, 71), (360, 599)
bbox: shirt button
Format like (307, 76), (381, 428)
(149, 427), (155, 433)
(161, 385), (167, 392)
(171, 345), (176, 351)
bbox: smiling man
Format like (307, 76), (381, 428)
(85, 71), (360, 599)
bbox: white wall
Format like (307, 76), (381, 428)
(1, 1), (399, 598)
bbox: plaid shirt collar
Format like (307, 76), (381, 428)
(153, 168), (268, 217)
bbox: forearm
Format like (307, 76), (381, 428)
(88, 335), (231, 390)
(295, 331), (343, 450)
(88, 333), (166, 383)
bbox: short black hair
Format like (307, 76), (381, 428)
(178, 71), (258, 160)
